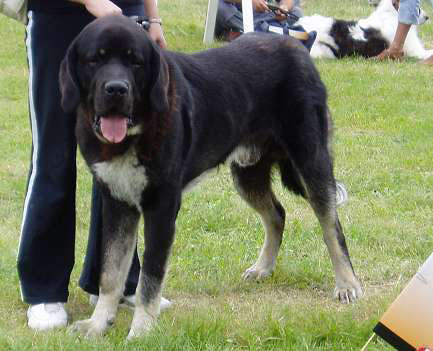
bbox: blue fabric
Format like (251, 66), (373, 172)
(398, 0), (422, 25)
(18, 7), (144, 305)
(216, 0), (315, 51)
(28, 0), (144, 13)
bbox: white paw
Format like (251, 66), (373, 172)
(333, 280), (363, 304)
(242, 264), (274, 281)
(127, 316), (153, 340)
(68, 318), (110, 338)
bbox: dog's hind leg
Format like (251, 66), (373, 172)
(281, 155), (362, 302)
(280, 117), (362, 302)
(70, 193), (140, 337)
(230, 158), (286, 281)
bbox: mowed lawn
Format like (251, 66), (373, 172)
(0, 1), (432, 350)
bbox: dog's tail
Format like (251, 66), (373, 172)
(278, 159), (307, 198)
(277, 103), (333, 201)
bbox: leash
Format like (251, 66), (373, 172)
(265, 2), (300, 22)
(130, 15), (150, 31)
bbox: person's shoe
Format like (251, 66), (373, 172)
(336, 181), (349, 207)
(89, 294), (172, 311)
(373, 48), (404, 61)
(419, 55), (433, 66)
(27, 303), (68, 331)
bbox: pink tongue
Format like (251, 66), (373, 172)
(100, 116), (128, 143)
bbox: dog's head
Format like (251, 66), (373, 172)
(59, 15), (169, 144)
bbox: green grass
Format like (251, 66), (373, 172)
(1, 0), (433, 350)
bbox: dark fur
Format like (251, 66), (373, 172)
(326, 20), (388, 58)
(60, 15), (361, 336)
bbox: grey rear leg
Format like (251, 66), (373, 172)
(282, 155), (362, 303)
(312, 186), (362, 303)
(230, 158), (285, 281)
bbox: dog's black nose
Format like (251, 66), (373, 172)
(104, 80), (129, 97)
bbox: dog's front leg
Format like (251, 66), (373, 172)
(70, 192), (140, 337)
(127, 192), (179, 339)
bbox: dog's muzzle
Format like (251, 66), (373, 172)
(93, 115), (134, 144)
(91, 79), (140, 144)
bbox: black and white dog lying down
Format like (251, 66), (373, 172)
(60, 15), (362, 338)
(297, 0), (432, 59)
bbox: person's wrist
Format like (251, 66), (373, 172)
(389, 42), (403, 51)
(148, 17), (162, 26)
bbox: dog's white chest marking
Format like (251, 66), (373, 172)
(92, 149), (147, 211)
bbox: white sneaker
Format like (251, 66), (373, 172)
(27, 303), (68, 331)
(336, 181), (349, 207)
(89, 294), (172, 311)
(160, 296), (173, 310)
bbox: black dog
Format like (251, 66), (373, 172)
(60, 15), (362, 339)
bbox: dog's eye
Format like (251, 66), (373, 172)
(86, 49), (107, 67)
(85, 56), (99, 67)
(132, 61), (142, 69)
(130, 58), (143, 69)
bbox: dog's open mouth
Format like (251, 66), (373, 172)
(93, 115), (133, 144)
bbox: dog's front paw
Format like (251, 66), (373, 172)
(333, 279), (363, 304)
(68, 318), (110, 338)
(242, 263), (274, 281)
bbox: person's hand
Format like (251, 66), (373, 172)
(373, 47), (404, 61)
(80, 0), (122, 17)
(148, 23), (167, 49)
(279, 0), (294, 12)
(274, 0), (294, 21)
(274, 10), (286, 22)
(252, 0), (269, 12)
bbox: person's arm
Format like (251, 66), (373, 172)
(69, 0), (122, 17)
(374, 0), (412, 60)
(69, 0), (167, 49)
(143, 0), (167, 49)
(387, 22), (411, 53)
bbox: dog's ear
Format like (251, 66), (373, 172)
(148, 41), (169, 114)
(59, 39), (80, 113)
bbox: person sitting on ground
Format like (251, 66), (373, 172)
(226, 0), (303, 25)
(242, 0), (304, 20)
(215, 0), (316, 51)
